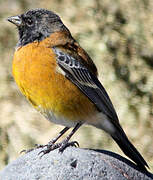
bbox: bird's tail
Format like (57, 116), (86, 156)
(111, 126), (149, 171)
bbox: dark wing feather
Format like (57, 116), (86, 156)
(53, 47), (149, 170)
(53, 47), (118, 121)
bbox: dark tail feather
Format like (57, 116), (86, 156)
(111, 129), (149, 171)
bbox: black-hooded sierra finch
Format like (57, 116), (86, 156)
(7, 8), (148, 171)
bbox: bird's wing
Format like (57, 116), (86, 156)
(53, 47), (119, 122)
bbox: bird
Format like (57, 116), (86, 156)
(7, 8), (148, 171)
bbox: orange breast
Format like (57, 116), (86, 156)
(12, 42), (96, 122)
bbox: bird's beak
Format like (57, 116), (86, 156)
(7, 15), (22, 26)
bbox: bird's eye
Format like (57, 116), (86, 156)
(26, 18), (33, 26)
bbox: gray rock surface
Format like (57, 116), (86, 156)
(0, 147), (152, 180)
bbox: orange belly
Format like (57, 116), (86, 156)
(12, 42), (96, 124)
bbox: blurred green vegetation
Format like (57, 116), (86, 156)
(0, 0), (153, 171)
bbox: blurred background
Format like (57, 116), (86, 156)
(0, 0), (153, 171)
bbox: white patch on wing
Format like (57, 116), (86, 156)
(53, 47), (97, 89)
(56, 65), (66, 76)
(76, 81), (97, 88)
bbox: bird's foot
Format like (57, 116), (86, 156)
(20, 123), (81, 156)
(38, 140), (79, 157)
(20, 140), (79, 155)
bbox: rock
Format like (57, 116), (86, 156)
(0, 147), (152, 180)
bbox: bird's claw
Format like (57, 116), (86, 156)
(38, 140), (79, 157)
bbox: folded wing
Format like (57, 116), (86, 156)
(53, 47), (118, 123)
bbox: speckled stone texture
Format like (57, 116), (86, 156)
(0, 147), (152, 180)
